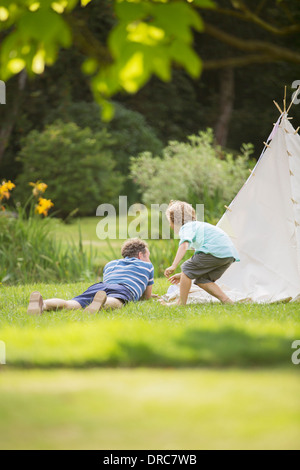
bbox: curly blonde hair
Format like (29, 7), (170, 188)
(165, 200), (196, 228)
(121, 238), (149, 258)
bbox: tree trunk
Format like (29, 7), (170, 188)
(0, 70), (27, 165)
(214, 67), (235, 148)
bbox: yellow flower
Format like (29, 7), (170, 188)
(35, 197), (54, 216)
(0, 180), (15, 201)
(29, 181), (48, 197)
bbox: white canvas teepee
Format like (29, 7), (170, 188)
(216, 111), (300, 303)
(164, 97), (300, 304)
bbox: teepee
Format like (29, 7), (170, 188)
(164, 89), (300, 304)
(217, 91), (300, 303)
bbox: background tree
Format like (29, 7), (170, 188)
(1, 0), (299, 207)
(15, 121), (124, 217)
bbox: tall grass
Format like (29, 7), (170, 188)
(0, 208), (97, 285)
(147, 239), (190, 277)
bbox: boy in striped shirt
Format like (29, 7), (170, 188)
(27, 238), (154, 314)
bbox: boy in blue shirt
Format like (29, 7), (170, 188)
(27, 238), (154, 314)
(164, 200), (239, 305)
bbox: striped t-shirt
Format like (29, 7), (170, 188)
(103, 257), (154, 301)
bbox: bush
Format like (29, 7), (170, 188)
(0, 183), (97, 285)
(15, 121), (124, 218)
(45, 101), (163, 202)
(0, 212), (97, 285)
(130, 129), (255, 223)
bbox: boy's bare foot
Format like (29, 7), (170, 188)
(236, 297), (252, 304)
(270, 297), (292, 304)
(221, 296), (234, 305)
(27, 291), (44, 315)
(222, 297), (252, 304)
(84, 291), (107, 314)
(157, 298), (179, 306)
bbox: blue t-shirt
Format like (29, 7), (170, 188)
(179, 221), (240, 261)
(103, 257), (154, 301)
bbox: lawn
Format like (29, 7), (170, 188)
(1, 279), (299, 368)
(0, 368), (299, 450)
(0, 217), (299, 450)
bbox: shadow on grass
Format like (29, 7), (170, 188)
(110, 326), (292, 368)
(5, 324), (294, 369)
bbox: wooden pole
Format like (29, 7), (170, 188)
(273, 100), (283, 114)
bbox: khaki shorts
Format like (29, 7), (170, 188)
(181, 252), (235, 284)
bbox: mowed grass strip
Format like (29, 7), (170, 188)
(1, 281), (299, 368)
(0, 368), (299, 450)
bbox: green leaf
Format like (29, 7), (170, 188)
(0, 6), (9, 22)
(114, 1), (148, 24)
(153, 2), (204, 41)
(18, 8), (71, 46)
(0, 5), (72, 79)
(170, 39), (202, 78)
(107, 0), (203, 98)
(193, 0), (215, 8)
(81, 57), (98, 75)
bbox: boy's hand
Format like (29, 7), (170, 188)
(168, 273), (181, 284)
(164, 265), (176, 278)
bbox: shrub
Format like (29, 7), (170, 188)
(45, 101), (163, 202)
(15, 121), (124, 218)
(130, 129), (255, 223)
(0, 181), (96, 285)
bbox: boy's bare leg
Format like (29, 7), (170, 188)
(196, 282), (233, 304)
(178, 272), (192, 305)
(102, 297), (124, 310)
(43, 298), (82, 311)
(157, 273), (191, 306)
(45, 295), (123, 313)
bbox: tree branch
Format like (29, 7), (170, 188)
(236, 0), (300, 35)
(202, 54), (275, 70)
(204, 22), (300, 64)
(207, 6), (300, 36)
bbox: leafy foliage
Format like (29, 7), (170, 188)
(0, 197), (96, 285)
(92, 1), (204, 98)
(0, 0), (213, 119)
(15, 121), (124, 217)
(130, 129), (255, 223)
(0, 0), (74, 79)
(45, 101), (163, 202)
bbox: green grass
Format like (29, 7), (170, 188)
(0, 368), (299, 450)
(1, 217), (299, 449)
(1, 279), (299, 368)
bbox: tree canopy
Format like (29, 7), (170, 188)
(1, 0), (299, 119)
